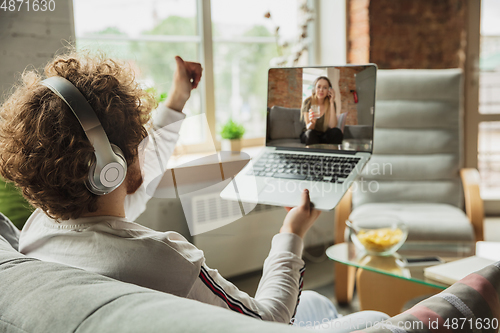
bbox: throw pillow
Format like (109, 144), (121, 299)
(356, 262), (500, 332)
(337, 112), (348, 132)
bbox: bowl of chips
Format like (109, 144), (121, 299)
(347, 217), (408, 256)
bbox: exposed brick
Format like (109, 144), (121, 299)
(347, 0), (466, 69)
(350, 0), (370, 11)
(347, 0), (370, 65)
(267, 67), (365, 128)
(267, 68), (303, 109)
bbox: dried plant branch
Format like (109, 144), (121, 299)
(264, 0), (315, 67)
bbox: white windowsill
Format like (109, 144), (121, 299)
(167, 145), (264, 169)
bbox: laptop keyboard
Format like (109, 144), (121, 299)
(246, 153), (361, 183)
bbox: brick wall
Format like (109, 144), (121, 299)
(347, 0), (370, 64)
(339, 67), (366, 126)
(267, 68), (303, 109)
(347, 0), (467, 69)
(0, 1), (74, 103)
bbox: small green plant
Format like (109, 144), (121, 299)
(220, 119), (245, 140)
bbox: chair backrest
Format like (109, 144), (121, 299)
(352, 69), (463, 209)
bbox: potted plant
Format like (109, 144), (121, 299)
(220, 119), (245, 153)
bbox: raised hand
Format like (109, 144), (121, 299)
(165, 56), (203, 112)
(328, 88), (335, 105)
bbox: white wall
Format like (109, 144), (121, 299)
(317, 0), (346, 65)
(137, 197), (335, 278)
(0, 0), (74, 103)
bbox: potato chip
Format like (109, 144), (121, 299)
(357, 228), (403, 252)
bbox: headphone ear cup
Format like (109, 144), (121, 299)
(86, 144), (127, 195)
(110, 144), (127, 168)
(104, 143), (127, 190)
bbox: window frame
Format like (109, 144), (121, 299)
(464, 0), (500, 213)
(75, 0), (319, 153)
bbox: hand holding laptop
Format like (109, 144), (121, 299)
(280, 189), (321, 239)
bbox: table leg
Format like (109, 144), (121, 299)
(356, 268), (443, 316)
(334, 262), (356, 304)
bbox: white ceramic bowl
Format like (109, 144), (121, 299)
(348, 217), (408, 256)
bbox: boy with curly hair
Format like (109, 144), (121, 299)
(0, 51), (328, 324)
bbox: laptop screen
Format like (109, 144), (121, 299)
(265, 65), (376, 153)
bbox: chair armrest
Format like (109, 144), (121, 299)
(460, 168), (484, 242)
(334, 188), (352, 244)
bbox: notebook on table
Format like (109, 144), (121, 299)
(423, 256), (496, 285)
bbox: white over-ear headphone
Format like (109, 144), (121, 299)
(41, 76), (127, 195)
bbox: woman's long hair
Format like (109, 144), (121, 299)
(301, 76), (336, 132)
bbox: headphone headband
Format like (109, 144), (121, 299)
(41, 76), (127, 195)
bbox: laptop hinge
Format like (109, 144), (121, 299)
(274, 146), (358, 155)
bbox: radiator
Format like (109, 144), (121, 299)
(137, 195), (335, 278)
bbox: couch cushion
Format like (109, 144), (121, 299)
(349, 203), (474, 242)
(269, 106), (303, 140)
(0, 245), (303, 333)
(0, 213), (20, 250)
(343, 125), (372, 140)
(0, 235), (22, 267)
(76, 290), (301, 333)
(266, 139), (303, 148)
(337, 112), (348, 132)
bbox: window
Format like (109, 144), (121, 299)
(302, 68), (327, 101)
(477, 0), (500, 198)
(74, 0), (204, 146)
(211, 0), (305, 139)
(73, 0), (314, 151)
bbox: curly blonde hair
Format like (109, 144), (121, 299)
(0, 51), (154, 220)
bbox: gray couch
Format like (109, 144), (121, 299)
(1, 214), (389, 333)
(266, 106), (371, 147)
(267, 106), (304, 147)
(2, 212), (500, 333)
(0, 226), (305, 332)
(0, 235), (288, 333)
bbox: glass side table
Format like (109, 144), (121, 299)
(326, 242), (475, 316)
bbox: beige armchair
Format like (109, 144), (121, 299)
(333, 69), (484, 315)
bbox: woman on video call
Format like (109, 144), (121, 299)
(300, 76), (343, 146)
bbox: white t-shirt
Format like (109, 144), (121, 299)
(19, 105), (305, 323)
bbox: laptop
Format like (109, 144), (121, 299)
(220, 64), (377, 211)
